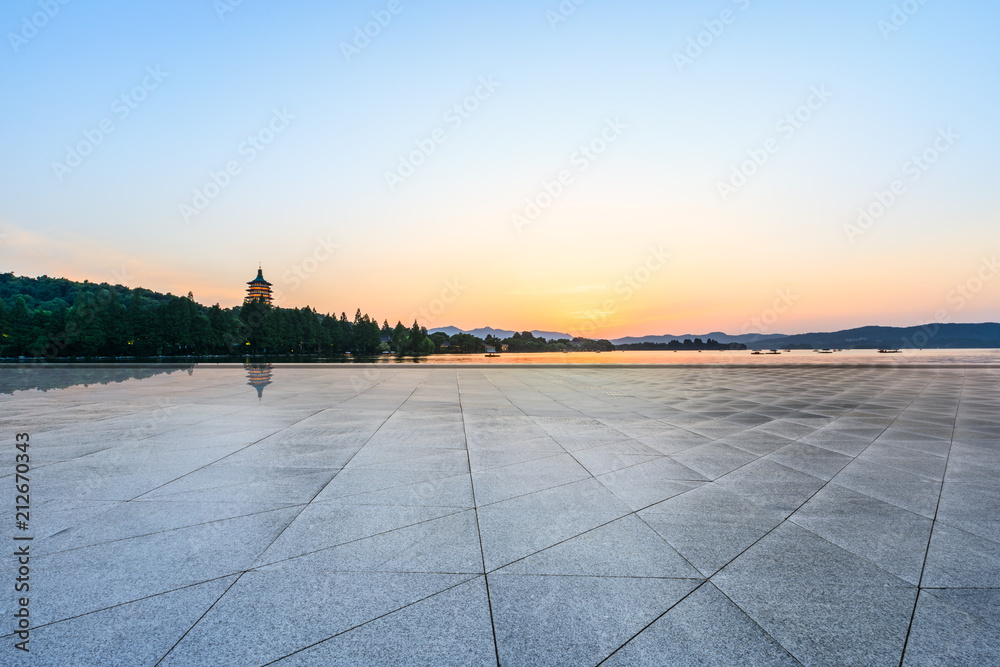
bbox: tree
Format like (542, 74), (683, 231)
(240, 298), (269, 353)
(321, 312), (345, 354)
(300, 306), (321, 353)
(351, 309), (380, 354)
(392, 321), (410, 353)
(207, 304), (235, 353)
(67, 293), (106, 356)
(408, 320), (428, 353)
(7, 296), (33, 355)
(450, 332), (485, 353)
(126, 292), (158, 355)
(337, 312), (352, 353)
(162, 295), (202, 353)
(98, 288), (127, 353)
(429, 331), (449, 348)
(0, 297), (8, 334)
(418, 336), (436, 355)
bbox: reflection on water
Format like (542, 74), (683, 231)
(82, 349), (996, 365)
(0, 349), (996, 397)
(401, 349), (1000, 365)
(215, 349), (1000, 365)
(245, 362), (274, 401)
(0, 364), (195, 395)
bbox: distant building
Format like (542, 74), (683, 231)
(245, 265), (273, 306)
(485, 346), (496, 354)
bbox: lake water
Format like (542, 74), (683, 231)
(347, 348), (1000, 365)
(3, 349), (1000, 369)
(4, 349), (997, 395)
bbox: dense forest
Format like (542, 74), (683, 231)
(0, 273), (615, 359)
(0, 273), (429, 358)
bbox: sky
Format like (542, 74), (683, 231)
(1, 0), (998, 338)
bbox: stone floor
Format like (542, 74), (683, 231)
(2, 364), (999, 665)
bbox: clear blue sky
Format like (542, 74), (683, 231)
(2, 0), (998, 336)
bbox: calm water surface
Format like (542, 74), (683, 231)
(3, 349), (997, 396)
(390, 349), (1000, 365)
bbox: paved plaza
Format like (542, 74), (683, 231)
(2, 364), (999, 665)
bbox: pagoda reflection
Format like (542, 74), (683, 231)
(245, 362), (274, 401)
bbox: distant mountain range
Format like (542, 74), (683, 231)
(611, 332), (786, 346)
(745, 323), (1000, 350)
(431, 323), (1000, 349)
(429, 326), (575, 341)
(430, 326), (785, 344)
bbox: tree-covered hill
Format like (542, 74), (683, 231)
(0, 273), (425, 359)
(1, 273), (174, 313)
(753, 324), (1000, 350)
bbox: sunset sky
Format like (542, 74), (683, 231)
(2, 0), (998, 338)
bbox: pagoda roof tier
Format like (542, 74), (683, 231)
(248, 267), (272, 286)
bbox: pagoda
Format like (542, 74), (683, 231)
(244, 265), (273, 306)
(245, 362), (273, 401)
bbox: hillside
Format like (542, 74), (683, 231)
(753, 323), (1000, 350)
(430, 326), (574, 341)
(0, 273), (407, 358)
(611, 331), (786, 346)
